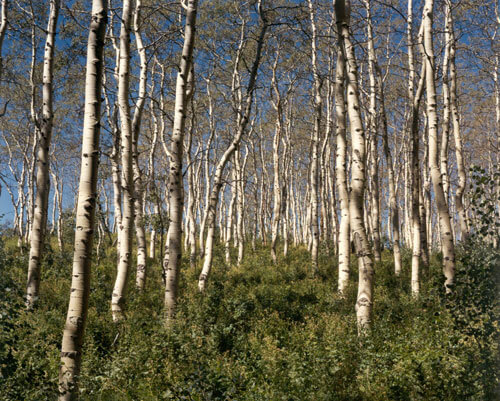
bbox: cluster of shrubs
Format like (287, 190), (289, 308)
(0, 234), (498, 400)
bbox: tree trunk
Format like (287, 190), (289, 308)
(308, 0), (321, 274)
(58, 1), (107, 398)
(198, 5), (267, 291)
(335, 40), (350, 293)
(447, 0), (468, 240)
(364, 0), (381, 261)
(26, 0), (60, 308)
(132, 0), (148, 291)
(422, 0), (455, 292)
(112, 0), (134, 321)
(336, 0), (374, 330)
(164, 0), (198, 321)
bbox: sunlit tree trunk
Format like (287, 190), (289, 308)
(440, 4), (451, 205)
(410, 62), (426, 296)
(447, 0), (468, 240)
(26, 0), (60, 308)
(164, 0), (198, 321)
(364, 0), (381, 261)
(336, 0), (374, 330)
(308, 0), (321, 273)
(422, 0), (455, 292)
(58, 1), (107, 397)
(111, 0), (134, 321)
(198, 4), (267, 291)
(335, 38), (350, 294)
(132, 0), (148, 290)
(270, 48), (282, 264)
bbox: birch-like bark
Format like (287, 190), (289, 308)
(225, 167), (236, 263)
(335, 39), (350, 293)
(336, 0), (374, 330)
(26, 0), (60, 308)
(235, 146), (247, 264)
(198, 4), (267, 291)
(132, 0), (148, 290)
(198, 77), (216, 258)
(270, 48), (282, 264)
(410, 62), (426, 295)
(308, 0), (321, 273)
(185, 109), (197, 268)
(58, 1), (107, 398)
(164, 0), (197, 320)
(447, 0), (468, 240)
(364, 0), (381, 261)
(422, 0), (455, 292)
(51, 169), (64, 251)
(111, 0), (134, 321)
(440, 4), (451, 204)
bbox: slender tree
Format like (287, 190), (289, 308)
(111, 0), (134, 321)
(26, 0), (60, 308)
(58, 0), (107, 398)
(422, 0), (455, 292)
(198, 1), (268, 292)
(164, 0), (197, 320)
(335, 23), (350, 294)
(336, 0), (374, 330)
(132, 0), (148, 291)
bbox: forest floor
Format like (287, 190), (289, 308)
(0, 235), (498, 400)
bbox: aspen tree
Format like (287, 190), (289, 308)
(447, 0), (468, 240)
(132, 0), (148, 290)
(335, 0), (374, 329)
(408, 0), (425, 294)
(26, 0), (60, 308)
(198, 77), (216, 259)
(235, 145), (247, 264)
(364, 0), (381, 262)
(422, 0), (455, 292)
(58, 0), (107, 398)
(185, 101), (197, 268)
(147, 70), (159, 259)
(270, 47), (282, 264)
(164, 0), (198, 320)
(440, 3), (451, 204)
(308, 0), (321, 274)
(335, 32), (350, 293)
(225, 167), (236, 264)
(111, 0), (134, 321)
(51, 169), (64, 251)
(410, 62), (426, 295)
(198, 2), (267, 292)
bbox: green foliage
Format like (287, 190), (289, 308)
(0, 235), (498, 400)
(468, 165), (500, 242)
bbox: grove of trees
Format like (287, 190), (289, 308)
(0, 0), (498, 399)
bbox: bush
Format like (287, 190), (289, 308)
(0, 236), (498, 400)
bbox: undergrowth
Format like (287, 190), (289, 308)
(0, 235), (498, 400)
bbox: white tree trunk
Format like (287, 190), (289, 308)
(422, 0), (456, 292)
(58, 1), (107, 397)
(164, 0), (198, 320)
(335, 25), (350, 294)
(132, 0), (148, 290)
(198, 7), (267, 291)
(26, 0), (60, 308)
(336, 0), (374, 330)
(112, 0), (134, 321)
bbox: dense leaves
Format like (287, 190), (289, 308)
(0, 235), (498, 400)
